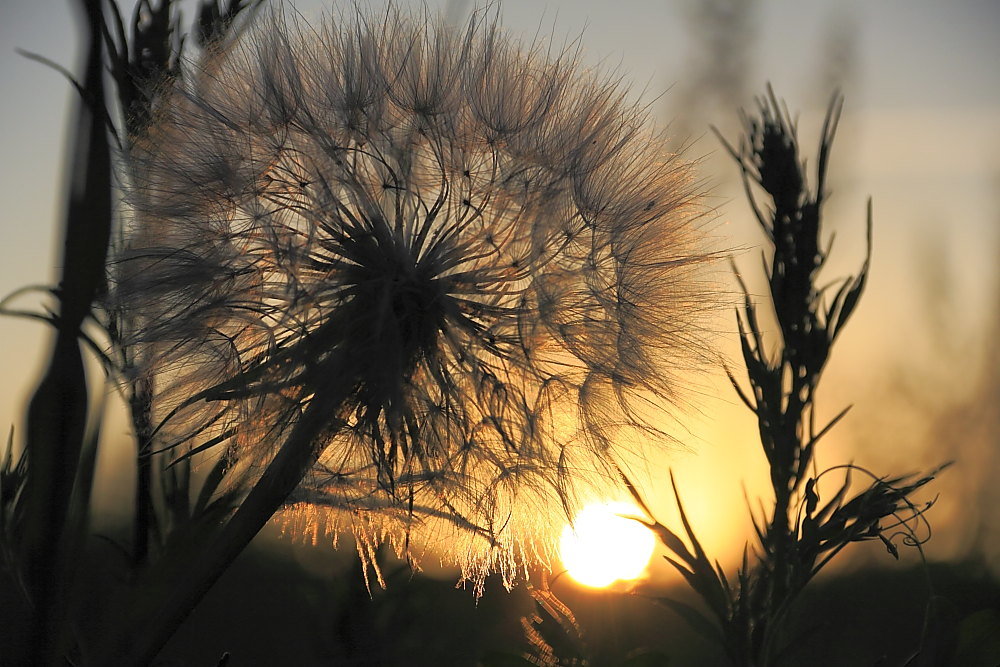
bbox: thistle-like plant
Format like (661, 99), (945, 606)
(620, 88), (943, 666)
(101, 3), (721, 661)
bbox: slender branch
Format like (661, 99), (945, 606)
(100, 380), (353, 666)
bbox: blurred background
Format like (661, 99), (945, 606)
(1, 0), (998, 663)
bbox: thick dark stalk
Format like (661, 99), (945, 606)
(129, 375), (154, 566)
(22, 335), (88, 665)
(100, 381), (353, 666)
(19, 1), (110, 662)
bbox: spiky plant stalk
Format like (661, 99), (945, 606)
(726, 86), (862, 657)
(0, 1), (260, 663)
(623, 88), (942, 666)
(12, 1), (112, 662)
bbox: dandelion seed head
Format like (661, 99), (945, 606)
(118, 4), (721, 587)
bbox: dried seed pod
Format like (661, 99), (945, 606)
(118, 4), (720, 586)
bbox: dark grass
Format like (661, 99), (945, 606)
(7, 529), (984, 666)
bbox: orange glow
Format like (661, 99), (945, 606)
(559, 502), (656, 588)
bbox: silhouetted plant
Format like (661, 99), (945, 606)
(621, 87), (944, 666)
(0, 1), (111, 662)
(0, 1), (259, 664)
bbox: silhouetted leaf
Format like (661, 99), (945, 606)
(651, 595), (724, 647)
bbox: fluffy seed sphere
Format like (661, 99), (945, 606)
(119, 5), (718, 585)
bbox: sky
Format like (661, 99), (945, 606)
(1, 0), (998, 575)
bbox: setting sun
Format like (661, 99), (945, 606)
(559, 502), (656, 588)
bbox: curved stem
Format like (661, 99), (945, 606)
(101, 382), (352, 666)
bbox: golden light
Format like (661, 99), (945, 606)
(559, 501), (656, 588)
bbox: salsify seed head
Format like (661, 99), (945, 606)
(118, 4), (720, 586)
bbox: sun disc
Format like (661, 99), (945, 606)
(559, 502), (655, 588)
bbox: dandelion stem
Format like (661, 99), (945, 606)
(105, 380), (353, 666)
